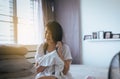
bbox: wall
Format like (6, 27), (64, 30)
(81, 0), (120, 67)
(54, 0), (82, 64)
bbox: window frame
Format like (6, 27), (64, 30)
(0, 0), (44, 46)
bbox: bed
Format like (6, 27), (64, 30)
(6, 65), (108, 79)
(0, 45), (108, 79)
(70, 65), (108, 79)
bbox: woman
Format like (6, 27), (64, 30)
(35, 21), (73, 79)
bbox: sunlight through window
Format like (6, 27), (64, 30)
(0, 0), (44, 45)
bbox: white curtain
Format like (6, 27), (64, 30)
(37, 0), (45, 44)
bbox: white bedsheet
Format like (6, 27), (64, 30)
(70, 65), (108, 79)
(8, 65), (108, 79)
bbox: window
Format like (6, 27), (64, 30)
(0, 0), (14, 44)
(0, 0), (44, 45)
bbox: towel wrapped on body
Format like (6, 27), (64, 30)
(35, 50), (65, 79)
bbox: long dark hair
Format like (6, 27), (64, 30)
(43, 21), (63, 54)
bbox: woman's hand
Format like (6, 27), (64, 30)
(56, 41), (62, 52)
(56, 41), (64, 60)
(36, 66), (47, 73)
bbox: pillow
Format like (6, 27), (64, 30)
(0, 45), (27, 55)
(0, 58), (33, 73)
(0, 55), (25, 60)
(0, 69), (34, 78)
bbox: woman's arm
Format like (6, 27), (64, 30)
(56, 41), (72, 75)
(36, 66), (47, 73)
(34, 62), (46, 73)
(35, 44), (47, 73)
(37, 76), (56, 79)
(57, 53), (71, 75)
(63, 60), (71, 75)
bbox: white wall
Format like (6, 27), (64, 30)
(81, 0), (120, 67)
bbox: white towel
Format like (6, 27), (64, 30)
(35, 50), (65, 79)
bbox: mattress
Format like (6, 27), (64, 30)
(70, 65), (108, 79)
(5, 65), (108, 79)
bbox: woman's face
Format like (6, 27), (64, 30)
(45, 28), (54, 44)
